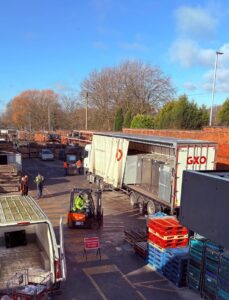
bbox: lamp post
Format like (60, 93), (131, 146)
(85, 92), (88, 130)
(209, 51), (224, 126)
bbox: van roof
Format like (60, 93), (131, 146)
(0, 195), (47, 225)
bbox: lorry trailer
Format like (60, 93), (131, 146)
(88, 133), (217, 215)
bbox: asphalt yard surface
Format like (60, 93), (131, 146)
(22, 158), (201, 300)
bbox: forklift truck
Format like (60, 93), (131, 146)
(67, 188), (103, 230)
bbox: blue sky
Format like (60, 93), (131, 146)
(0, 0), (228, 111)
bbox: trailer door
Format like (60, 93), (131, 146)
(59, 216), (67, 280)
(89, 135), (129, 188)
(175, 145), (216, 207)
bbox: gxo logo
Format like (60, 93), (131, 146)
(187, 156), (207, 165)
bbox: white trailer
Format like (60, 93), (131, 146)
(0, 195), (66, 295)
(88, 133), (217, 215)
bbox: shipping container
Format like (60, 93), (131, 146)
(88, 133), (217, 215)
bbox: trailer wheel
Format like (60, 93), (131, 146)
(137, 196), (145, 215)
(129, 192), (137, 208)
(147, 200), (156, 215)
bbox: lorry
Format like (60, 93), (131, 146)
(87, 132), (217, 215)
(0, 194), (66, 295)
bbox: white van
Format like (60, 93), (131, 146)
(0, 195), (66, 295)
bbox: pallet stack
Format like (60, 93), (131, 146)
(0, 165), (20, 193)
(218, 252), (229, 299)
(202, 242), (224, 299)
(188, 236), (208, 292)
(148, 216), (189, 287)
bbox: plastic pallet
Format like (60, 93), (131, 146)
(148, 217), (188, 236)
(165, 272), (187, 287)
(149, 233), (188, 249)
(164, 261), (188, 274)
(164, 267), (187, 280)
(148, 228), (188, 241)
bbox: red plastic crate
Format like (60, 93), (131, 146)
(148, 232), (188, 248)
(148, 217), (188, 236)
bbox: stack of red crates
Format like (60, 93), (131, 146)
(148, 217), (188, 249)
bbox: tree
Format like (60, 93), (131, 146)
(217, 99), (229, 126)
(114, 107), (124, 131)
(80, 60), (175, 130)
(4, 90), (62, 130)
(123, 109), (132, 128)
(130, 114), (154, 129)
(154, 95), (209, 129)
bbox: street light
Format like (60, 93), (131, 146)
(85, 92), (88, 130)
(209, 51), (224, 126)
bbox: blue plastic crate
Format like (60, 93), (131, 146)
(188, 276), (201, 291)
(188, 263), (202, 282)
(189, 248), (204, 264)
(218, 277), (229, 293)
(205, 241), (224, 252)
(189, 236), (208, 252)
(203, 271), (218, 293)
(205, 258), (219, 274)
(218, 288), (229, 300)
(205, 246), (223, 263)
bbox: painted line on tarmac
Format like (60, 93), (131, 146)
(134, 281), (176, 293)
(83, 264), (147, 300)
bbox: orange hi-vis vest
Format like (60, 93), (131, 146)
(64, 161), (68, 168)
(76, 160), (82, 168)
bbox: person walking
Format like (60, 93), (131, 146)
(24, 175), (29, 195)
(20, 176), (26, 196)
(35, 173), (44, 199)
(76, 158), (82, 175)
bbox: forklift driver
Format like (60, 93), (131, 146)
(73, 194), (86, 212)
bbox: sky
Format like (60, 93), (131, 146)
(0, 0), (228, 112)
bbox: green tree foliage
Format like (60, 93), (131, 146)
(154, 95), (209, 129)
(130, 114), (154, 129)
(217, 99), (229, 126)
(114, 107), (124, 131)
(123, 110), (132, 128)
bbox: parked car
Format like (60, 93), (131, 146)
(39, 149), (54, 161)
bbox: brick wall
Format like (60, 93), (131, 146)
(123, 127), (229, 170)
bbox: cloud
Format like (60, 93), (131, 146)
(53, 82), (75, 93)
(183, 82), (197, 91)
(203, 67), (229, 93)
(175, 6), (218, 39)
(93, 41), (107, 49)
(169, 40), (229, 68)
(118, 42), (148, 52)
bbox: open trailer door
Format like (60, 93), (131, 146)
(59, 216), (67, 281)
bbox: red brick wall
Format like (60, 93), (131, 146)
(123, 127), (229, 170)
